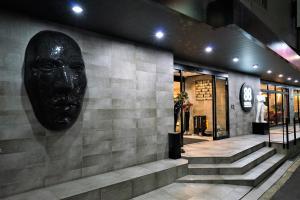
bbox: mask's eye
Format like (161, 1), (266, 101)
(40, 63), (54, 73)
(70, 62), (84, 71)
(36, 59), (57, 73)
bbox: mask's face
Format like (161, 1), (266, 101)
(24, 31), (87, 131)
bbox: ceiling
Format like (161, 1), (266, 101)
(1, 0), (300, 86)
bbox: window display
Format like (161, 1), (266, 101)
(260, 82), (289, 127)
(173, 69), (229, 143)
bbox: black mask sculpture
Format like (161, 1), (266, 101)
(24, 31), (87, 131)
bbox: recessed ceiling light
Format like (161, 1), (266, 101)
(267, 70), (272, 74)
(72, 5), (83, 14)
(253, 64), (258, 69)
(155, 31), (164, 39)
(205, 46), (213, 53)
(287, 77), (292, 81)
(278, 74), (283, 78)
(232, 57), (239, 62)
(295, 80), (299, 83)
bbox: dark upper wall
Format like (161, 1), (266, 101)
(240, 0), (297, 49)
(155, 0), (297, 49)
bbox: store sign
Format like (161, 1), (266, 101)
(239, 83), (254, 112)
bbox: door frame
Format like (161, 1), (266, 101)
(212, 75), (230, 140)
(174, 64), (230, 140)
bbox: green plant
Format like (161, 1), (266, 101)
(174, 91), (189, 102)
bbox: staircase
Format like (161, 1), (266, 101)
(178, 142), (286, 186)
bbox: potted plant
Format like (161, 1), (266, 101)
(174, 91), (189, 131)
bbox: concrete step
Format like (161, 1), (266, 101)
(183, 142), (265, 164)
(177, 154), (286, 186)
(188, 147), (276, 175)
(2, 159), (188, 200)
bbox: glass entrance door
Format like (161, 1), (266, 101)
(283, 89), (289, 123)
(173, 68), (230, 142)
(260, 83), (290, 126)
(213, 76), (229, 140)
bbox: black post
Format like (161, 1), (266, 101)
(282, 118), (285, 149)
(294, 117), (297, 145)
(286, 118), (289, 149)
(168, 132), (181, 159)
(268, 122), (271, 147)
(267, 89), (271, 147)
(179, 70), (184, 147)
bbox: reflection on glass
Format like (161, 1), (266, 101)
(269, 93), (276, 125)
(276, 93), (283, 124)
(294, 90), (299, 121)
(216, 78), (228, 138)
(261, 92), (268, 122)
(269, 84), (275, 91)
(173, 71), (182, 133)
(276, 86), (283, 92)
(261, 83), (268, 90)
(184, 74), (213, 136)
(282, 88), (289, 93)
(283, 93), (289, 122)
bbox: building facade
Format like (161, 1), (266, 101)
(1, 0), (300, 198)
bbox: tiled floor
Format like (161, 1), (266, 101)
(182, 134), (265, 158)
(269, 125), (300, 143)
(183, 135), (213, 145)
(182, 133), (300, 158)
(132, 183), (251, 200)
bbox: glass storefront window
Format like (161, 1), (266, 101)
(216, 78), (228, 138)
(262, 83), (290, 126)
(269, 93), (276, 125)
(261, 83), (268, 90)
(261, 92), (268, 122)
(283, 93), (289, 122)
(276, 86), (283, 92)
(173, 69), (229, 141)
(276, 93), (283, 124)
(268, 84), (275, 91)
(173, 70), (182, 133)
(294, 90), (300, 122)
(282, 88), (289, 93)
(184, 74), (213, 135)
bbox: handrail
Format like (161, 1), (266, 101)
(286, 118), (289, 149)
(268, 122), (271, 147)
(294, 117), (297, 145)
(282, 118), (285, 149)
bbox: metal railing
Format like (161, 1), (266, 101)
(268, 117), (298, 149)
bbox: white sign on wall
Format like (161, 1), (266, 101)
(239, 83), (254, 112)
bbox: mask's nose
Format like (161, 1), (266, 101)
(54, 65), (74, 92)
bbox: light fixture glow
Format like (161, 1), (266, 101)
(278, 74), (283, 78)
(287, 77), (292, 81)
(267, 70), (272, 74)
(72, 5), (83, 14)
(155, 31), (164, 39)
(295, 80), (299, 83)
(232, 57), (239, 62)
(205, 46), (213, 53)
(252, 64), (258, 69)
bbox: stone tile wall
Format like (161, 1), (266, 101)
(0, 12), (173, 197)
(228, 72), (261, 137)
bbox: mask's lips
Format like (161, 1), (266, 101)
(54, 116), (71, 125)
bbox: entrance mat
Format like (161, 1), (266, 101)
(183, 137), (207, 145)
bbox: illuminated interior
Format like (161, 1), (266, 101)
(174, 69), (228, 144)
